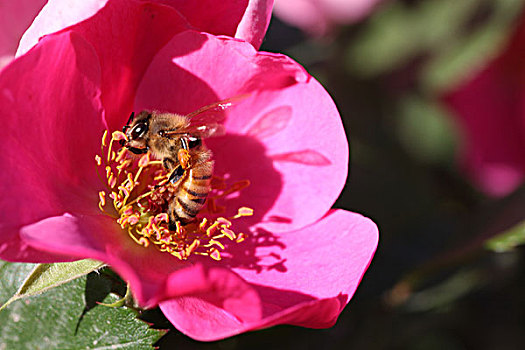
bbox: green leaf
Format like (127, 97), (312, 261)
(0, 261), (165, 349)
(0, 259), (105, 311)
(485, 220), (525, 252)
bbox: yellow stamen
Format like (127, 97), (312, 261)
(138, 237), (150, 247)
(112, 130), (127, 141)
(108, 174), (117, 188)
(216, 217), (232, 227)
(138, 153), (151, 167)
(98, 191), (106, 207)
(234, 207), (254, 218)
(221, 228), (235, 240)
(102, 130), (108, 147)
(94, 128), (253, 261)
(209, 249), (221, 261)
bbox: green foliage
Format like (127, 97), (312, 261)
(396, 95), (458, 164)
(403, 269), (484, 312)
(346, 0), (480, 76)
(485, 220), (525, 252)
(0, 259), (105, 311)
(346, 0), (524, 92)
(0, 261), (164, 349)
(422, 0), (524, 92)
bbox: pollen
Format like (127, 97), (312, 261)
(95, 130), (253, 261)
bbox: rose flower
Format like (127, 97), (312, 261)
(442, 13), (525, 197)
(0, 0), (378, 341)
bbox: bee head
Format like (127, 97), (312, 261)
(121, 111), (150, 154)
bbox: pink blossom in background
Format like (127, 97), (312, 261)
(442, 14), (525, 197)
(0, 0), (47, 68)
(273, 0), (384, 36)
(0, 0), (378, 341)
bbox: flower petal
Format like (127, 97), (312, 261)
(160, 209), (378, 341)
(273, 0), (382, 36)
(234, 0), (274, 49)
(17, 0), (108, 57)
(442, 15), (525, 196)
(0, 31), (105, 261)
(134, 31), (348, 232)
(0, 0), (46, 64)
(161, 264), (262, 321)
(18, 0), (191, 131)
(19, 213), (185, 306)
(231, 210), (378, 300)
(19, 212), (263, 311)
(18, 0), (274, 54)
(154, 0), (273, 49)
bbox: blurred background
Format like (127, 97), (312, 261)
(155, 0), (525, 348)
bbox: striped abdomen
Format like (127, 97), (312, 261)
(169, 159), (213, 225)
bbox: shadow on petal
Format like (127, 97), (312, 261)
(208, 133), (283, 226)
(206, 133), (289, 273)
(221, 227), (287, 274)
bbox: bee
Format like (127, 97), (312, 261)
(121, 96), (245, 227)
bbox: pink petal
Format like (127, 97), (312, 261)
(19, 213), (181, 306)
(319, 0), (383, 24)
(0, 55), (12, 70)
(442, 15), (525, 196)
(156, 0), (273, 49)
(234, 0), (274, 49)
(273, 0), (382, 35)
(18, 0), (190, 131)
(19, 213), (262, 311)
(161, 264), (262, 322)
(18, 0), (272, 58)
(231, 210), (378, 311)
(134, 31), (348, 233)
(17, 0), (108, 57)
(19, 214), (155, 305)
(0, 0), (47, 58)
(0, 31), (105, 262)
(160, 210), (378, 341)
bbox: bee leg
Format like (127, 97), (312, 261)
(168, 220), (178, 231)
(154, 158), (181, 189)
(162, 157), (176, 171)
(168, 165), (185, 185)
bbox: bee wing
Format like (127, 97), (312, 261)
(193, 123), (226, 138)
(185, 94), (250, 126)
(162, 94), (248, 139)
(162, 123), (226, 139)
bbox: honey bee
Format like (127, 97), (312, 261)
(121, 96), (245, 227)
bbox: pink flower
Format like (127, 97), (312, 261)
(442, 14), (525, 197)
(0, 0), (378, 341)
(0, 0), (47, 69)
(273, 0), (384, 36)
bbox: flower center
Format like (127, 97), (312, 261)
(95, 130), (252, 261)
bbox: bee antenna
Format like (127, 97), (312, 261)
(127, 112), (135, 125)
